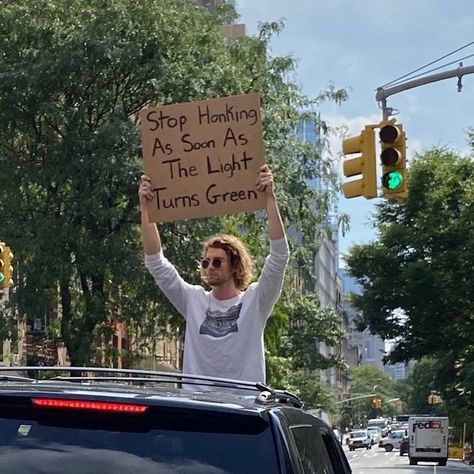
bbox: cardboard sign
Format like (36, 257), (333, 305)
(139, 93), (266, 223)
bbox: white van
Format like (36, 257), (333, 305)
(379, 429), (406, 451)
(367, 418), (388, 436)
(408, 416), (448, 466)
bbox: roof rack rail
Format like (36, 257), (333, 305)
(256, 389), (303, 408)
(0, 374), (37, 383)
(0, 366), (302, 407)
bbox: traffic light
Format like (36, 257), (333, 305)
(428, 393), (442, 405)
(0, 242), (6, 286)
(379, 120), (407, 198)
(341, 126), (377, 199)
(0, 242), (14, 289)
(371, 398), (382, 409)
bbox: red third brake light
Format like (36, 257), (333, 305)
(31, 398), (148, 414)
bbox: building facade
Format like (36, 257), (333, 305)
(340, 269), (390, 373)
(296, 118), (349, 396)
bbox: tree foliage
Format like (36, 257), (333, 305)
(0, 0), (347, 376)
(266, 289), (348, 411)
(345, 147), (474, 418)
(341, 365), (399, 428)
(286, 369), (338, 412)
(278, 288), (347, 371)
(405, 358), (445, 415)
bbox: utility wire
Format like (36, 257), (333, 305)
(381, 41), (474, 89)
(383, 53), (474, 89)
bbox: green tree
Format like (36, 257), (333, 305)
(343, 365), (399, 426)
(0, 0), (347, 368)
(345, 147), (474, 419)
(278, 289), (347, 372)
(265, 290), (347, 411)
(286, 369), (338, 412)
(405, 358), (445, 415)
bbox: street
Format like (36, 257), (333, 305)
(344, 445), (474, 473)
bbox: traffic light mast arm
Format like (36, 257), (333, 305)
(376, 64), (474, 120)
(335, 393), (377, 405)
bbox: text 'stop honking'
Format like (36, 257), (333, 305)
(139, 93), (266, 223)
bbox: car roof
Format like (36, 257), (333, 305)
(0, 366), (303, 418)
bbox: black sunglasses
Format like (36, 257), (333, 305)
(201, 258), (223, 269)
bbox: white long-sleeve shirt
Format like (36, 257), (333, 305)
(145, 237), (289, 383)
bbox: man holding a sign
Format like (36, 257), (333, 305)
(139, 164), (289, 384)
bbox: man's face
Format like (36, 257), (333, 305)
(202, 247), (234, 287)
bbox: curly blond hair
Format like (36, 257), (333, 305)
(201, 234), (255, 291)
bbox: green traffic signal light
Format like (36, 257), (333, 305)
(378, 120), (407, 197)
(382, 170), (403, 190)
(0, 273), (4, 284)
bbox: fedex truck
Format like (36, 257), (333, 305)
(408, 416), (449, 466)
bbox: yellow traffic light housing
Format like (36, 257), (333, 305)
(0, 242), (14, 289)
(379, 120), (408, 198)
(371, 397), (382, 408)
(427, 392), (442, 405)
(341, 126), (377, 199)
(0, 242), (6, 286)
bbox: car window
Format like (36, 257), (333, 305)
(321, 430), (351, 474)
(290, 424), (335, 474)
(0, 407), (279, 474)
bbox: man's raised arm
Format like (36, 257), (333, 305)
(256, 164), (286, 240)
(139, 175), (162, 255)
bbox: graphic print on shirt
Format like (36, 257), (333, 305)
(199, 303), (242, 337)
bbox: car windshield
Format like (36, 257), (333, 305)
(351, 431), (367, 439)
(0, 407), (279, 474)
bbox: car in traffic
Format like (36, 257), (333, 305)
(348, 430), (372, 451)
(378, 429), (407, 452)
(0, 366), (352, 473)
(367, 417), (389, 436)
(366, 425), (382, 445)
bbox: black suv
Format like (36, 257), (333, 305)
(0, 367), (351, 473)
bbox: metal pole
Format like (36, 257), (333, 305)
(376, 65), (474, 120)
(335, 393), (376, 405)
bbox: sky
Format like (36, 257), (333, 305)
(234, 0), (474, 260)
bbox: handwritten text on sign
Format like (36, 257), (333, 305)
(139, 93), (266, 223)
